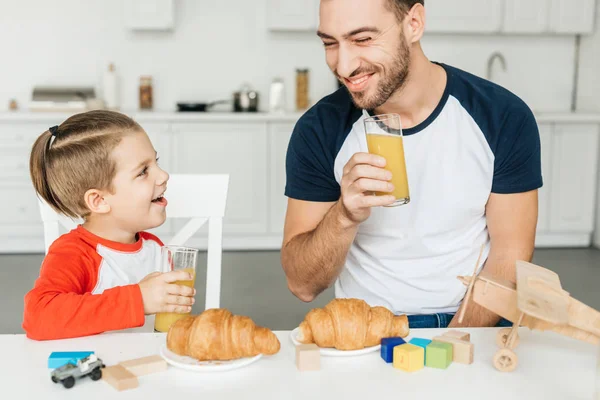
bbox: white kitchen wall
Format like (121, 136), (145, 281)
(0, 0), (582, 114)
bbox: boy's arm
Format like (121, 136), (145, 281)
(22, 249), (146, 341)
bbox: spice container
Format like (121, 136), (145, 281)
(296, 69), (309, 110)
(139, 76), (153, 110)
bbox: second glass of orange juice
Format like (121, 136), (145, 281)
(364, 113), (410, 207)
(154, 245), (199, 333)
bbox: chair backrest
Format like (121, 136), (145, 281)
(37, 173), (229, 311)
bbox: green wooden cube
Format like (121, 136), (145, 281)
(425, 341), (453, 369)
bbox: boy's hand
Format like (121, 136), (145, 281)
(138, 271), (196, 315)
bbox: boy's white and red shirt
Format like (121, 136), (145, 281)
(23, 225), (163, 340)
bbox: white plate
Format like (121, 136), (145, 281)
(159, 345), (262, 372)
(290, 327), (381, 357)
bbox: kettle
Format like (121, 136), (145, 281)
(233, 83), (259, 112)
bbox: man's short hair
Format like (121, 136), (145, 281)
(386, 0), (424, 21)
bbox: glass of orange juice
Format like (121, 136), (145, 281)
(364, 113), (410, 207)
(153, 245), (199, 333)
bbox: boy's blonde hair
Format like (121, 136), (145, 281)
(29, 110), (143, 219)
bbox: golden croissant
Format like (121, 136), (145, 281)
(166, 308), (281, 361)
(297, 298), (410, 350)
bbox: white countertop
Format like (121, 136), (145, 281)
(2, 327), (596, 399)
(0, 110), (305, 123)
(2, 111), (600, 124)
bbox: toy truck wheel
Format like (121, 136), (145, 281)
(493, 348), (518, 372)
(61, 377), (75, 389)
(496, 328), (519, 349)
(90, 367), (102, 381)
(51, 376), (58, 383)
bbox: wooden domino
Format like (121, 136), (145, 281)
(102, 364), (139, 391)
(443, 330), (471, 342)
(393, 343), (424, 372)
(433, 335), (474, 365)
(296, 344), (320, 371)
(119, 355), (168, 376)
(425, 341), (453, 369)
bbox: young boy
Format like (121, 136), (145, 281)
(23, 110), (195, 340)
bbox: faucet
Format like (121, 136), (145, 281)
(487, 52), (507, 81)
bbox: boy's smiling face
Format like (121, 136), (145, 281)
(102, 130), (170, 234)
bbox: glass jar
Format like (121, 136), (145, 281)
(296, 69), (309, 111)
(139, 76), (153, 110)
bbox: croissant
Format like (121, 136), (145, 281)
(166, 308), (281, 361)
(297, 298), (410, 350)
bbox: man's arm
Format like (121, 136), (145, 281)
(449, 190), (539, 327)
(281, 199), (358, 302)
(281, 153), (396, 302)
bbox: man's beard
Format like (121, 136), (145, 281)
(338, 37), (410, 110)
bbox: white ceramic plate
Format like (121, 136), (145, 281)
(159, 345), (262, 372)
(290, 327), (381, 357)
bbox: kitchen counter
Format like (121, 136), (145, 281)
(535, 113), (600, 123)
(0, 111), (305, 123)
(3, 111), (600, 124)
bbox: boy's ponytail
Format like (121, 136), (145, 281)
(29, 126), (70, 218)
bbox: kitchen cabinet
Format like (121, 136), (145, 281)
(1, 113), (599, 253)
(425, 0), (504, 33)
(267, 0), (319, 31)
(549, 0), (596, 34)
(269, 123), (294, 235)
(595, 170), (600, 249)
(503, 0), (550, 33)
(171, 122), (269, 238)
(548, 123), (599, 232)
(537, 124), (553, 233)
(144, 123), (173, 238)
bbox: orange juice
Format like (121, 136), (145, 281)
(366, 133), (410, 202)
(154, 267), (196, 333)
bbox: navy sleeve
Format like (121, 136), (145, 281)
(491, 108), (543, 194)
(284, 112), (341, 202)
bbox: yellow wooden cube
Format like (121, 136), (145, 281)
(393, 343), (425, 372)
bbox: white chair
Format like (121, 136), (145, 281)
(37, 173), (229, 310)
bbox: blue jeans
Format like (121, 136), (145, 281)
(407, 313), (513, 329)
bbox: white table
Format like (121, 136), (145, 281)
(1, 327), (597, 399)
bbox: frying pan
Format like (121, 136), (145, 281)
(177, 100), (230, 112)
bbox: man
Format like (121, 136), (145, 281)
(281, 0), (542, 328)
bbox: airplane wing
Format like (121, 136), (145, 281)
(516, 260), (570, 325)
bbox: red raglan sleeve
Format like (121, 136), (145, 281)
(22, 241), (146, 341)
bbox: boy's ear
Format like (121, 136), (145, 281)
(83, 189), (111, 215)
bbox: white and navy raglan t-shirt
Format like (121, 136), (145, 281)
(284, 62), (543, 315)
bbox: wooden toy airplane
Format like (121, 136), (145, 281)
(457, 246), (600, 372)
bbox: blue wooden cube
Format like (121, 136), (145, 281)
(48, 351), (94, 369)
(409, 338), (432, 358)
(380, 337), (406, 363)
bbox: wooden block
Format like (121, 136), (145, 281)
(119, 355), (167, 376)
(443, 330), (471, 342)
(393, 343), (424, 372)
(380, 337), (406, 363)
(425, 341), (453, 369)
(433, 336), (474, 365)
(296, 344), (320, 371)
(408, 338), (432, 358)
(102, 365), (139, 391)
